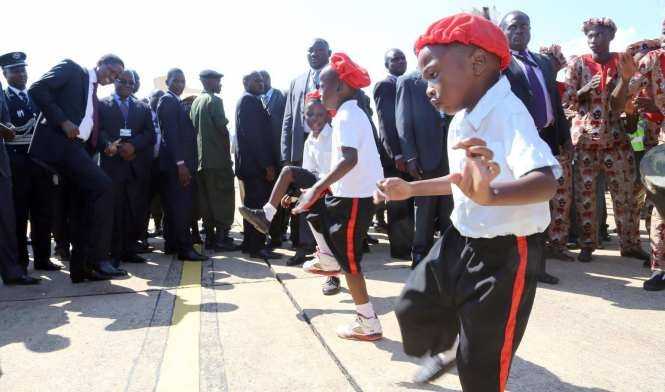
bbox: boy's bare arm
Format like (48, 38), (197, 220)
(292, 147), (357, 213)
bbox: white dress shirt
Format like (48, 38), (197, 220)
(77, 68), (97, 142)
(302, 123), (332, 179)
(511, 49), (554, 128)
(447, 76), (561, 238)
(330, 100), (383, 198)
(152, 110), (161, 158)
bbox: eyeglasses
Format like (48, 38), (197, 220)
(116, 80), (135, 86)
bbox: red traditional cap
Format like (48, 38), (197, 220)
(414, 13), (510, 70)
(329, 52), (371, 89)
(305, 90), (322, 103)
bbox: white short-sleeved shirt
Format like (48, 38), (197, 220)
(330, 100), (383, 198)
(302, 124), (332, 179)
(448, 76), (562, 238)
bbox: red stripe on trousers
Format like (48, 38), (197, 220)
(499, 236), (528, 392)
(346, 198), (359, 274)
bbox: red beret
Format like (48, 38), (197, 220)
(305, 90), (322, 103)
(414, 13), (510, 71)
(329, 52), (371, 89)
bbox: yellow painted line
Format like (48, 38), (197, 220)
(156, 260), (202, 392)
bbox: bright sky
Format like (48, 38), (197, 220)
(4, 0), (665, 129)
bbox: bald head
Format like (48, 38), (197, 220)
(384, 48), (407, 77)
(501, 10), (531, 52)
(307, 38), (332, 70)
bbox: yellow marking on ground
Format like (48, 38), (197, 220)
(156, 261), (202, 392)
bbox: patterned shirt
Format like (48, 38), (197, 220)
(631, 49), (665, 143)
(563, 53), (629, 149)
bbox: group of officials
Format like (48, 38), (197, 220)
(1, 11), (665, 292)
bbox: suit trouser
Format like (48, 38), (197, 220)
(110, 176), (142, 259)
(573, 144), (641, 252)
(0, 176), (24, 282)
(54, 141), (113, 277)
(141, 158), (163, 240)
(8, 149), (53, 268)
(384, 167), (414, 258)
(52, 177), (71, 251)
(161, 166), (195, 254)
(413, 170), (452, 259)
(396, 228), (541, 392)
(196, 167), (235, 235)
(242, 177), (271, 254)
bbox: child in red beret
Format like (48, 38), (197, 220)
(293, 52), (385, 341)
(376, 13), (561, 390)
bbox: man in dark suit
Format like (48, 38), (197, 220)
(373, 48), (413, 260)
(98, 70), (155, 266)
(157, 68), (207, 261)
(235, 71), (280, 260)
(0, 80), (40, 285)
(1, 52), (60, 272)
(396, 71), (451, 267)
(29, 55), (127, 283)
(501, 10), (572, 284)
(259, 70), (290, 248)
(142, 89), (165, 241)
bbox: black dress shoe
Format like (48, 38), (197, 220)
(4, 274), (41, 286)
(72, 269), (112, 283)
(644, 272), (665, 291)
(134, 241), (155, 254)
(578, 248), (593, 262)
(621, 248), (650, 261)
(178, 250), (209, 261)
(537, 273), (559, 285)
(123, 254), (147, 264)
(322, 276), (341, 295)
(366, 235), (379, 245)
(96, 261), (128, 277)
(214, 241), (240, 252)
(238, 206), (271, 234)
(249, 249), (282, 260)
(34, 260), (63, 271)
(287, 248), (307, 266)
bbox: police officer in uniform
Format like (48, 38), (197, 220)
(0, 52), (60, 272)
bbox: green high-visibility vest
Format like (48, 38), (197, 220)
(630, 118), (647, 152)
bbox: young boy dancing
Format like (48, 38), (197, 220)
(376, 14), (561, 390)
(293, 52), (385, 341)
(239, 91), (332, 234)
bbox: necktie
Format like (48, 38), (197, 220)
(90, 83), (100, 149)
(517, 51), (547, 129)
(18, 91), (28, 105)
(119, 98), (129, 121)
(261, 94), (269, 108)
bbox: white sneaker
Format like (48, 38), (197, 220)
(303, 250), (341, 276)
(336, 313), (383, 341)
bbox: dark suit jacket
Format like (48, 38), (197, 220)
(504, 52), (570, 156)
(265, 88), (286, 164)
(28, 59), (90, 163)
(281, 70), (317, 163)
(98, 95), (156, 182)
(157, 92), (198, 173)
(0, 81), (11, 178)
(396, 71), (448, 174)
(235, 92), (275, 180)
(373, 75), (401, 169)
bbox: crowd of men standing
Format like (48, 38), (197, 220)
(1, 11), (665, 293)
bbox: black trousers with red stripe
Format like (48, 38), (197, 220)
(306, 195), (374, 274)
(395, 227), (542, 392)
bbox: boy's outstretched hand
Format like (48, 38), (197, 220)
(451, 137), (500, 205)
(374, 177), (412, 203)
